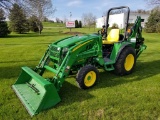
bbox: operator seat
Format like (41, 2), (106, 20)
(102, 29), (120, 44)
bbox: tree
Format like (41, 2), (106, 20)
(56, 17), (61, 23)
(79, 21), (82, 28)
(111, 23), (119, 29)
(82, 13), (96, 30)
(144, 6), (160, 33)
(101, 11), (107, 26)
(0, 0), (13, 9)
(9, 4), (29, 34)
(147, 0), (160, 5)
(63, 15), (68, 24)
(28, 15), (43, 32)
(156, 22), (160, 33)
(22, 0), (56, 34)
(75, 20), (79, 28)
(92, 16), (96, 31)
(0, 0), (25, 13)
(131, 9), (150, 14)
(43, 16), (49, 22)
(0, 8), (10, 37)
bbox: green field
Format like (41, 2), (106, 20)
(43, 22), (65, 27)
(0, 26), (160, 120)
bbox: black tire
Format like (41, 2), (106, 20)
(76, 65), (99, 89)
(114, 46), (136, 75)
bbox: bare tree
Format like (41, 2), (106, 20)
(131, 9), (150, 14)
(93, 16), (96, 31)
(81, 13), (87, 26)
(0, 0), (22, 17)
(82, 13), (96, 30)
(63, 15), (68, 24)
(22, 0), (56, 34)
(0, 0), (24, 10)
(102, 11), (107, 26)
(56, 17), (61, 23)
(147, 0), (160, 5)
(0, 0), (13, 9)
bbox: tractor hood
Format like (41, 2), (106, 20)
(53, 34), (100, 47)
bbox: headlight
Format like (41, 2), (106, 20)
(57, 47), (61, 51)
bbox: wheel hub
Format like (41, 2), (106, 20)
(124, 54), (134, 71)
(84, 71), (96, 87)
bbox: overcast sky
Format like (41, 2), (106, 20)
(52, 0), (151, 21)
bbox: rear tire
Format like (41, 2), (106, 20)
(76, 65), (99, 89)
(114, 47), (136, 75)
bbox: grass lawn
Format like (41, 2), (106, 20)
(0, 27), (160, 120)
(43, 22), (65, 27)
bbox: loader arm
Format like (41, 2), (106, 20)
(49, 35), (103, 91)
(12, 34), (103, 116)
(12, 6), (147, 117)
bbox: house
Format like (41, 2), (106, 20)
(96, 12), (150, 28)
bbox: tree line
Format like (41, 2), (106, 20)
(0, 0), (160, 37)
(55, 18), (82, 28)
(144, 6), (160, 33)
(0, 1), (97, 37)
(0, 4), (44, 37)
(0, 0), (55, 37)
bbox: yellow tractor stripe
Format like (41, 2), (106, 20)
(72, 40), (93, 52)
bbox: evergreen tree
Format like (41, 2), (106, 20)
(28, 15), (43, 33)
(21, 0), (54, 34)
(156, 22), (160, 33)
(9, 4), (29, 34)
(75, 20), (79, 28)
(79, 21), (82, 28)
(144, 6), (160, 33)
(43, 17), (49, 22)
(0, 9), (10, 37)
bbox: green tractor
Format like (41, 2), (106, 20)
(12, 6), (147, 116)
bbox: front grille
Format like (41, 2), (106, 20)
(51, 46), (57, 51)
(50, 51), (60, 57)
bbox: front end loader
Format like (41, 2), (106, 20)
(12, 6), (147, 116)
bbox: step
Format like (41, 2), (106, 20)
(103, 58), (114, 65)
(103, 58), (115, 71)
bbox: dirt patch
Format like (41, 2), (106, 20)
(64, 32), (86, 35)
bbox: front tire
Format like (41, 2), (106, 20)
(76, 65), (99, 89)
(114, 47), (136, 75)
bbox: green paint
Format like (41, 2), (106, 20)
(12, 7), (147, 116)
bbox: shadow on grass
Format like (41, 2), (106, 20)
(58, 81), (94, 106)
(5, 32), (66, 38)
(1, 59), (160, 87)
(35, 80), (94, 116)
(0, 62), (37, 79)
(41, 60), (160, 113)
(1, 60), (160, 110)
(96, 60), (160, 89)
(0, 60), (38, 64)
(0, 43), (52, 46)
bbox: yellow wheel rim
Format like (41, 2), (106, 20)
(84, 71), (96, 87)
(124, 54), (134, 71)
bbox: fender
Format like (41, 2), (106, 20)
(115, 43), (132, 62)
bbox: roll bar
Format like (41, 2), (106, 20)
(105, 6), (130, 40)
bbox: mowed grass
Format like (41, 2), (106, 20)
(0, 26), (160, 120)
(43, 22), (65, 27)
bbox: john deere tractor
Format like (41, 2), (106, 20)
(12, 6), (147, 116)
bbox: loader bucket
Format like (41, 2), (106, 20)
(12, 67), (61, 116)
